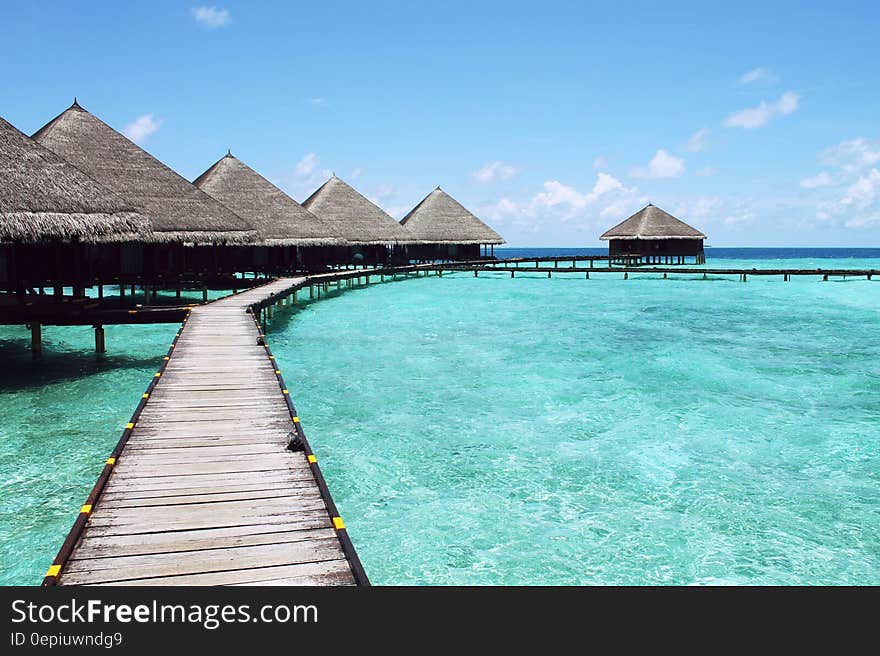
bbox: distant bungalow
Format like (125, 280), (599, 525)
(302, 175), (413, 265)
(400, 187), (505, 260)
(600, 204), (706, 264)
(194, 151), (344, 271)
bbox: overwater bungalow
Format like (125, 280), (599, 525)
(302, 175), (412, 265)
(32, 101), (255, 283)
(600, 204), (706, 264)
(0, 114), (148, 299)
(194, 151), (345, 273)
(399, 187), (504, 260)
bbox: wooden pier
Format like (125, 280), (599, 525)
(432, 261), (877, 281)
(43, 277), (368, 586)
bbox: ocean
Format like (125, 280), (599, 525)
(1, 249), (878, 584)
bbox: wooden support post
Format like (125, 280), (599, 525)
(267, 304), (273, 319)
(624, 272), (629, 280)
(176, 287), (182, 300)
(511, 271), (515, 278)
(31, 323), (42, 357)
(547, 271), (551, 278)
(202, 286), (208, 302)
(97, 285), (104, 299)
(119, 283), (125, 299)
(309, 285), (314, 299)
(823, 274), (828, 281)
(703, 273), (707, 280)
(130, 284), (136, 295)
(474, 270), (478, 277)
(663, 273), (667, 279)
(94, 325), (105, 354)
(585, 271), (590, 279)
(366, 275), (370, 284)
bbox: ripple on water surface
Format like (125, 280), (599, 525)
(268, 263), (880, 585)
(1, 267), (878, 585)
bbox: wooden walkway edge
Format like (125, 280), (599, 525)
(43, 277), (369, 586)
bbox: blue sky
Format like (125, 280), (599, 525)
(2, 1), (879, 246)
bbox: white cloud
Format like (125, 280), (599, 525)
(842, 169), (880, 209)
(191, 6), (230, 28)
(367, 184), (394, 207)
(295, 153), (319, 177)
(799, 172), (833, 189)
(472, 161), (519, 184)
(686, 128), (710, 152)
(820, 138), (880, 173)
(630, 149), (686, 179)
(673, 196), (756, 227)
(696, 166), (717, 177)
(723, 91), (799, 129)
(799, 138), (880, 228)
(122, 114), (161, 143)
(530, 173), (639, 221)
(739, 68), (777, 84)
(592, 156), (608, 170)
(278, 153), (334, 199)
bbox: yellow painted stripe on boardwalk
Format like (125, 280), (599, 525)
(332, 517), (346, 530)
(307, 454), (317, 464)
(125, 423), (135, 429)
(80, 505), (92, 514)
(292, 416), (300, 423)
(106, 457), (116, 465)
(46, 565), (61, 577)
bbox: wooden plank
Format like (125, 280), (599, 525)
(71, 527), (338, 560)
(79, 560), (355, 586)
(62, 541), (345, 583)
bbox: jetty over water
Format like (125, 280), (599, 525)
(44, 278), (368, 586)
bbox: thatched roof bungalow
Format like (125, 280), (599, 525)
(401, 187), (504, 244)
(1, 115), (147, 244)
(302, 175), (410, 246)
(600, 203), (706, 264)
(193, 152), (343, 247)
(32, 101), (254, 245)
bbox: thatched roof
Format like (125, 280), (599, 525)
(302, 175), (412, 245)
(1, 114), (148, 243)
(32, 101), (254, 245)
(600, 204), (706, 240)
(400, 187), (504, 245)
(193, 152), (343, 247)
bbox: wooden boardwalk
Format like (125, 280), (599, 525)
(44, 278), (368, 586)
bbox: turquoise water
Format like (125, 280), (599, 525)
(1, 260), (878, 585)
(267, 257), (880, 585)
(0, 287), (229, 585)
